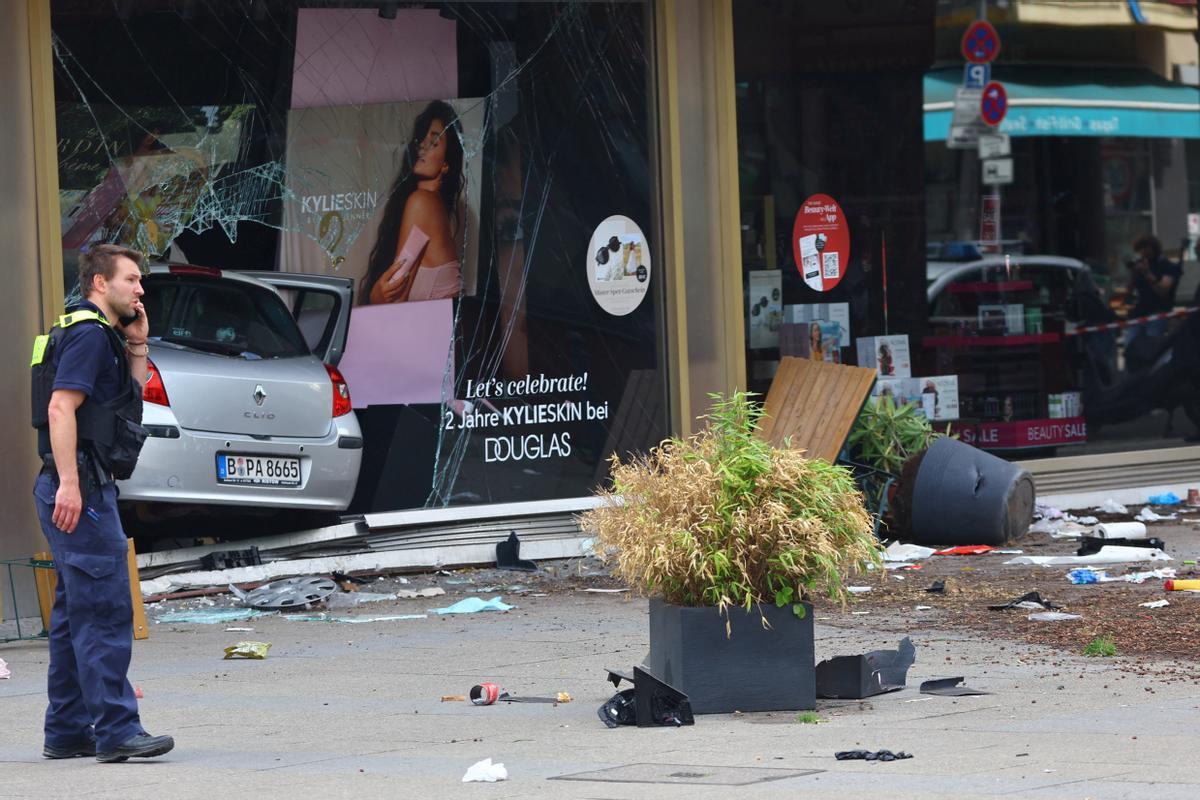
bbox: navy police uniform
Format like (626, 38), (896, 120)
(32, 300), (144, 755)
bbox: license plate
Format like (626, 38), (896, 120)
(216, 454), (301, 486)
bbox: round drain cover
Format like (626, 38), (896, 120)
(243, 576), (337, 609)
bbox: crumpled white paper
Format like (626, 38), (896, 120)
(1136, 507), (1177, 522)
(1095, 499), (1129, 514)
(1139, 600), (1170, 609)
(0, 658), (10, 679)
(1028, 611), (1081, 621)
(463, 758), (508, 783)
(883, 542), (936, 562)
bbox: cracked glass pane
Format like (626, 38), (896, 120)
(51, 1), (668, 514)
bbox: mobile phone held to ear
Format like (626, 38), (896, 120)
(118, 309), (141, 327)
(388, 227), (430, 285)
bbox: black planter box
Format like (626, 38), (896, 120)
(647, 598), (815, 714)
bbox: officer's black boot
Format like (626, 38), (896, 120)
(96, 732), (175, 763)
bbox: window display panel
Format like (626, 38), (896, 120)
(51, 1), (667, 513)
(735, 1), (1200, 463)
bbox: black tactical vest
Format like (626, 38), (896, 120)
(31, 310), (147, 480)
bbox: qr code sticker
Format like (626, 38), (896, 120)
(822, 252), (840, 279)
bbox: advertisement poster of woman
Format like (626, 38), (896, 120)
(281, 97), (485, 406)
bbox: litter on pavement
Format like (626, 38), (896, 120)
(1005, 546), (1171, 566)
(1095, 499), (1129, 514)
(1077, 536), (1165, 556)
(988, 592), (1060, 611)
(223, 641), (271, 659)
(1165, 579), (1200, 591)
(1068, 567), (1174, 585)
(598, 666), (694, 728)
(430, 596), (514, 615)
(1101, 519), (1158, 539)
(0, 658), (9, 679)
(933, 545), (994, 556)
(1028, 611), (1081, 621)
(1136, 507), (1177, 522)
(1139, 600), (1170, 609)
(835, 749), (912, 762)
(283, 613), (428, 623)
(462, 758), (508, 783)
(323, 591), (398, 608)
(847, 586), (873, 594)
(883, 542), (936, 563)
(155, 608), (277, 624)
(395, 587), (446, 599)
(919, 677), (990, 696)
(236, 576), (338, 610)
(495, 531), (538, 572)
(1147, 492), (1181, 505)
(816, 637), (915, 699)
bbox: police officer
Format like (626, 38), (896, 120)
(33, 244), (175, 763)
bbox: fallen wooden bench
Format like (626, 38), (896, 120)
(758, 356), (877, 463)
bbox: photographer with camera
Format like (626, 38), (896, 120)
(1124, 234), (1180, 346)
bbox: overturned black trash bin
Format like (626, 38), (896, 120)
(910, 437), (1035, 546)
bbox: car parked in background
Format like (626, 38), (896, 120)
(118, 265), (362, 516)
(927, 255), (1110, 331)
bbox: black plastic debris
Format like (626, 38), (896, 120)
(498, 692), (561, 704)
(925, 580), (945, 593)
(919, 677), (990, 696)
(199, 547), (261, 571)
(988, 592), (1061, 611)
(816, 637), (916, 699)
(598, 666), (694, 728)
(1077, 537), (1165, 556)
(835, 749), (912, 762)
(495, 532), (538, 572)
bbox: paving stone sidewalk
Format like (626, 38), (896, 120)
(2, 583), (1198, 799)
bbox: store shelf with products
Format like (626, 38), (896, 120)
(923, 333), (1061, 348)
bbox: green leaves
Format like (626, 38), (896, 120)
(580, 392), (883, 625)
(849, 395), (947, 475)
(791, 603), (808, 619)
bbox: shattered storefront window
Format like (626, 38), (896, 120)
(52, 1), (667, 511)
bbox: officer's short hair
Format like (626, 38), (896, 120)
(79, 244), (144, 298)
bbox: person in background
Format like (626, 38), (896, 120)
(1125, 234), (1180, 345)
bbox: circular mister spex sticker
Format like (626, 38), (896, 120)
(587, 215), (651, 316)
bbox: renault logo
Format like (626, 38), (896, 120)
(253, 384), (267, 406)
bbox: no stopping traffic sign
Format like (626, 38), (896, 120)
(980, 81), (1008, 127)
(961, 20), (1001, 64)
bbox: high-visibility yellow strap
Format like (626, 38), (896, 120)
(57, 309), (109, 329)
(30, 334), (49, 366)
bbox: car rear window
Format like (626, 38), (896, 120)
(143, 275), (310, 359)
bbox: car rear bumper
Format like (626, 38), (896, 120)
(118, 406), (363, 511)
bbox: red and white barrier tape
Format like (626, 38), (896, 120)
(1064, 307), (1198, 336)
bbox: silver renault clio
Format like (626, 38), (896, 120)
(118, 265), (362, 511)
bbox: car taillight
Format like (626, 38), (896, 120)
(143, 358), (170, 406)
(324, 363), (352, 417)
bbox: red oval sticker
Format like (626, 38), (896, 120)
(792, 194), (850, 293)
